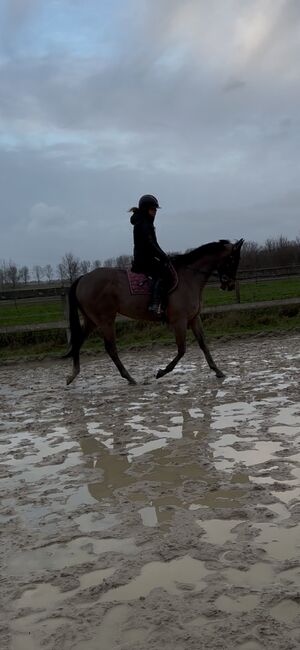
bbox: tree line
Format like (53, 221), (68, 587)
(1, 236), (300, 288)
(0, 253), (133, 289)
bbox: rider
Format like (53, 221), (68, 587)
(130, 194), (173, 315)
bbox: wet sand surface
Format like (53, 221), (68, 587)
(1, 335), (300, 649)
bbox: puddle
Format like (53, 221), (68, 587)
(215, 594), (259, 613)
(86, 422), (113, 439)
(211, 402), (261, 431)
(66, 485), (97, 508)
(125, 413), (183, 441)
(11, 615), (71, 650)
(224, 563), (274, 587)
(254, 523), (300, 560)
(8, 537), (137, 574)
(3, 430), (80, 484)
(79, 437), (134, 497)
(189, 408), (204, 419)
(278, 566), (300, 586)
(264, 502), (290, 521)
(191, 487), (245, 509)
(139, 506), (158, 527)
(211, 437), (282, 472)
(84, 437), (206, 503)
(138, 498), (181, 527)
(128, 438), (168, 460)
(271, 599), (300, 624)
(75, 512), (118, 533)
(72, 604), (149, 649)
(167, 384), (189, 395)
(14, 567), (116, 610)
(11, 504), (54, 529)
(101, 555), (210, 603)
(274, 404), (300, 427)
(197, 519), (243, 545)
(231, 472), (250, 484)
(146, 454), (205, 484)
(249, 475), (276, 485)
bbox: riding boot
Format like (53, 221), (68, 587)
(148, 279), (162, 315)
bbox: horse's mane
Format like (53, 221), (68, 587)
(171, 240), (230, 269)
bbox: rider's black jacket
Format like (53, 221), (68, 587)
(130, 210), (168, 274)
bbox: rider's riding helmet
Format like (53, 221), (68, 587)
(138, 195), (161, 210)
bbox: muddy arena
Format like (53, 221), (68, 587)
(1, 334), (300, 650)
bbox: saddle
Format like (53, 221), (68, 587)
(127, 267), (178, 296)
(127, 271), (152, 295)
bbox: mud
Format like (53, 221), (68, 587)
(1, 335), (300, 649)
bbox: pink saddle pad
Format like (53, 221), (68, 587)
(127, 271), (152, 295)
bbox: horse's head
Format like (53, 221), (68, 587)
(218, 239), (244, 291)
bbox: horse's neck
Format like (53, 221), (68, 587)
(188, 253), (220, 278)
(177, 254), (218, 299)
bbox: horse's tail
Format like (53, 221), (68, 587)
(61, 276), (83, 359)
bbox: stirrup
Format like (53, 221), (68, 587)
(148, 302), (162, 315)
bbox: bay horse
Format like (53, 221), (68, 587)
(64, 239), (244, 385)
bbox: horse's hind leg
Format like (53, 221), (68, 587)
(66, 318), (95, 385)
(66, 348), (81, 386)
(102, 322), (136, 385)
(190, 315), (225, 378)
(156, 320), (186, 379)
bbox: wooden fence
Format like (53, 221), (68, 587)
(1, 265), (300, 302)
(1, 266), (300, 341)
(1, 297), (300, 338)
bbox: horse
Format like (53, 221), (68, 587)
(64, 238), (244, 386)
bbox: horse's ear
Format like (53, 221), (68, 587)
(233, 238), (244, 251)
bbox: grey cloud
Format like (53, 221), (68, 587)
(223, 79), (246, 92)
(28, 202), (87, 233)
(0, 0), (300, 266)
(1, 0), (40, 53)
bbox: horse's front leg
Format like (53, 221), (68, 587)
(190, 315), (225, 378)
(102, 321), (136, 385)
(156, 320), (187, 379)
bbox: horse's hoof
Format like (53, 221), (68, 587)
(216, 370), (225, 379)
(156, 369), (165, 379)
(66, 375), (74, 386)
(128, 378), (137, 386)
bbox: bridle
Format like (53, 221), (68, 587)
(218, 242), (243, 290)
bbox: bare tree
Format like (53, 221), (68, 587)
(0, 261), (8, 288)
(6, 260), (18, 288)
(33, 265), (44, 284)
(103, 257), (116, 267)
(80, 260), (91, 274)
(239, 241), (261, 269)
(57, 263), (65, 285)
(115, 254), (132, 269)
(44, 264), (53, 283)
(92, 259), (102, 269)
(59, 252), (81, 282)
(19, 265), (30, 284)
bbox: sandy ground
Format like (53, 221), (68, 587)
(1, 334), (300, 650)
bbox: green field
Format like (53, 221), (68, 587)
(0, 300), (63, 327)
(204, 277), (300, 305)
(1, 278), (300, 328)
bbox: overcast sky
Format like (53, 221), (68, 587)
(1, 0), (300, 267)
